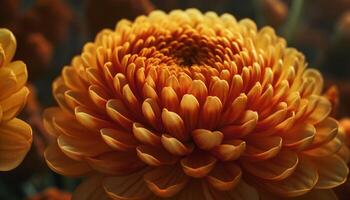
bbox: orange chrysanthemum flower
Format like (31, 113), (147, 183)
(44, 9), (349, 199)
(0, 28), (32, 171)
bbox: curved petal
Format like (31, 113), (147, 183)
(308, 117), (338, 149)
(58, 134), (111, 161)
(180, 152), (216, 178)
(309, 155), (349, 189)
(0, 87), (29, 121)
(103, 169), (152, 200)
(282, 123), (315, 151)
(199, 96), (222, 130)
(72, 174), (110, 200)
(303, 137), (342, 157)
(86, 151), (144, 175)
(161, 109), (188, 141)
(0, 28), (16, 65)
(258, 156), (318, 198)
(75, 106), (114, 130)
(44, 142), (92, 177)
(305, 96), (331, 125)
(101, 128), (138, 151)
(221, 110), (258, 139)
(136, 145), (178, 166)
(106, 99), (134, 130)
(206, 162), (242, 191)
(192, 129), (223, 150)
(211, 139), (246, 161)
(179, 94), (199, 131)
(161, 134), (193, 156)
(243, 136), (282, 161)
(242, 151), (298, 181)
(144, 165), (189, 197)
(287, 189), (337, 200)
(0, 118), (32, 171)
(133, 123), (161, 146)
(225, 180), (259, 200)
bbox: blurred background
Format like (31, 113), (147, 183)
(1, 0), (350, 199)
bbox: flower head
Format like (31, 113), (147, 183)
(0, 28), (32, 171)
(44, 9), (349, 199)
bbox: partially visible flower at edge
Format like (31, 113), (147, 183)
(0, 28), (32, 171)
(43, 9), (349, 200)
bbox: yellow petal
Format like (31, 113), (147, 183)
(192, 129), (223, 150)
(103, 169), (152, 200)
(0, 28), (16, 66)
(242, 151), (298, 181)
(89, 85), (109, 109)
(0, 118), (32, 171)
(0, 67), (17, 100)
(305, 96), (331, 125)
(180, 152), (216, 178)
(303, 137), (342, 157)
(144, 165), (189, 198)
(45, 142), (92, 177)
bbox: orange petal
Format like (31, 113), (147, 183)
(142, 98), (162, 131)
(0, 28), (16, 65)
(44, 142), (92, 177)
(211, 139), (246, 161)
(192, 129), (223, 150)
(199, 96), (222, 130)
(282, 123), (315, 151)
(86, 151), (144, 175)
(0, 118), (32, 171)
(101, 128), (138, 151)
(0, 67), (17, 100)
(243, 136), (282, 161)
(162, 108), (188, 141)
(309, 155), (348, 189)
(103, 169), (152, 200)
(308, 117), (338, 148)
(89, 85), (109, 109)
(136, 145), (178, 166)
(225, 180), (259, 200)
(106, 99), (133, 130)
(179, 94), (200, 131)
(221, 110), (258, 139)
(188, 80), (208, 104)
(72, 174), (110, 200)
(161, 134), (193, 156)
(305, 96), (331, 125)
(303, 137), (342, 157)
(144, 165), (189, 197)
(133, 123), (161, 146)
(209, 79), (229, 105)
(221, 93), (247, 126)
(161, 86), (179, 112)
(206, 163), (242, 191)
(180, 152), (216, 178)
(0, 87), (29, 121)
(75, 106), (114, 130)
(286, 189), (337, 200)
(242, 151), (298, 181)
(258, 156), (318, 197)
(58, 134), (110, 161)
